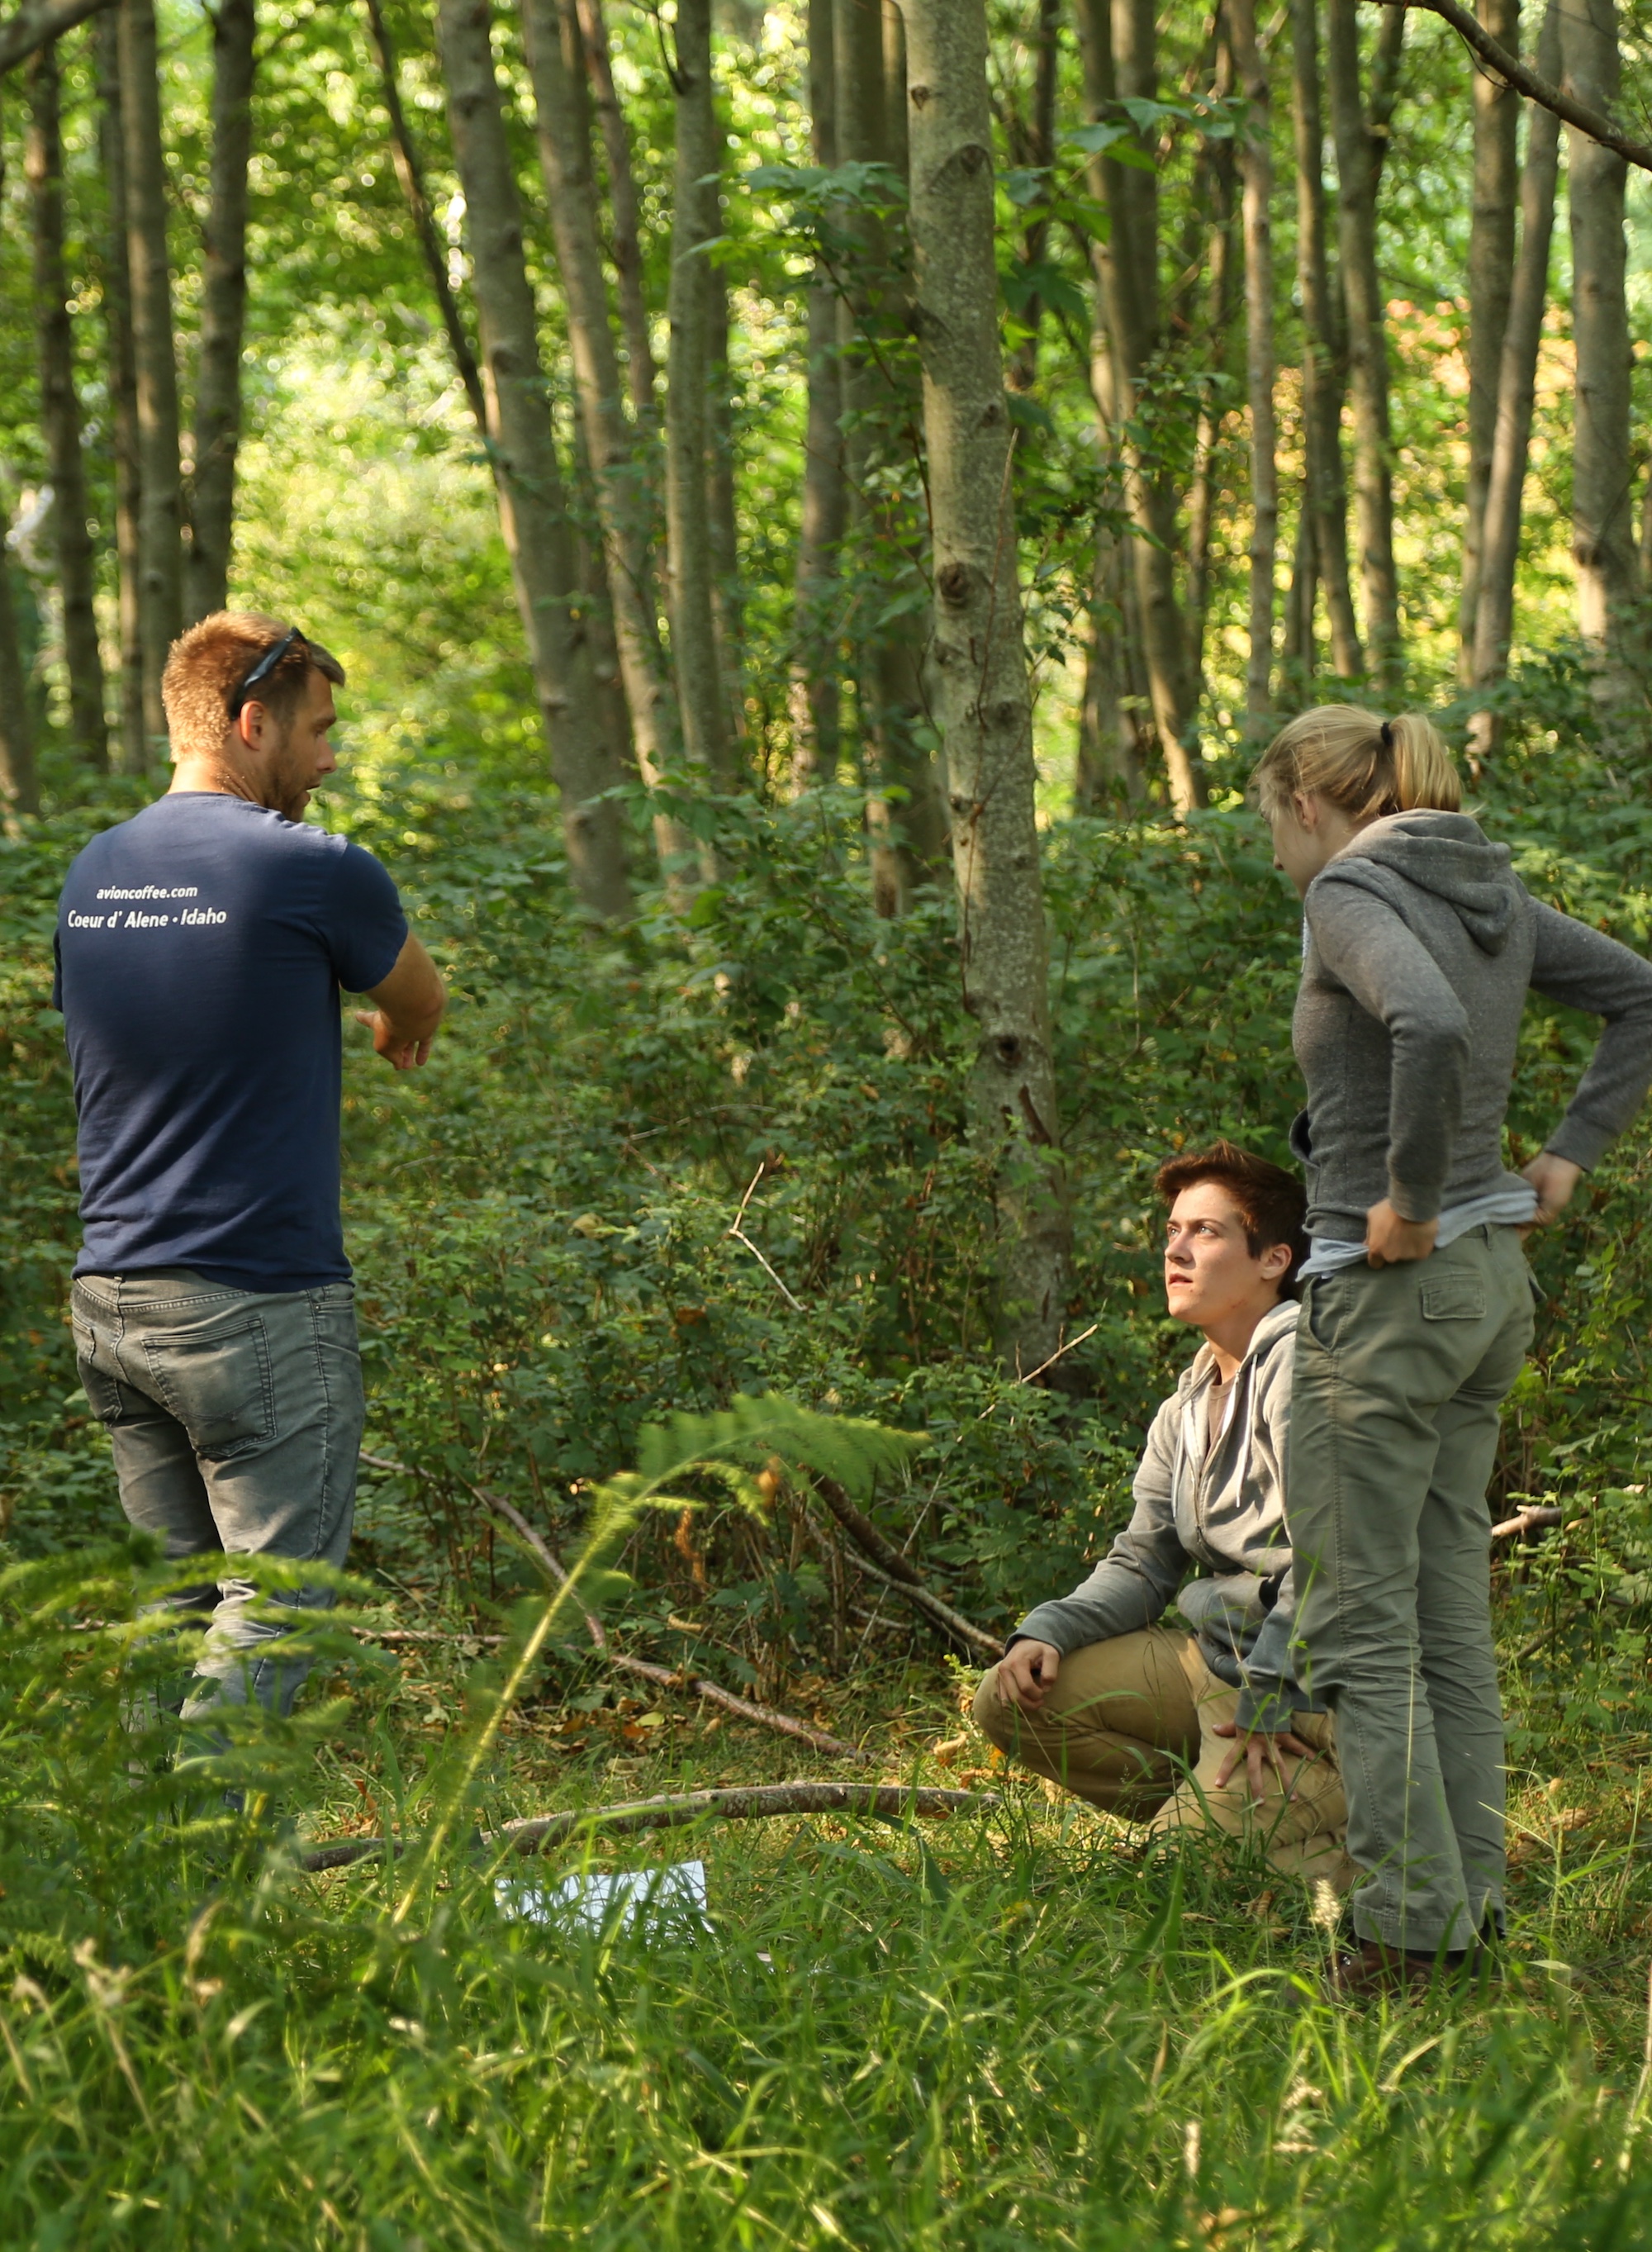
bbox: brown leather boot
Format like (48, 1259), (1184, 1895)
(1326, 1937), (1474, 2001)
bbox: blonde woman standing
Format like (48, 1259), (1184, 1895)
(1250, 707), (1652, 1995)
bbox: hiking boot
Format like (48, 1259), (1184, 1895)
(1325, 1936), (1486, 2002)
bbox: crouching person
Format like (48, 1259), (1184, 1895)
(974, 1143), (1354, 1892)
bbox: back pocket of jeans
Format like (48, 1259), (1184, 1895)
(72, 1317), (128, 1424)
(144, 1319), (275, 1458)
(1421, 1277), (1486, 1322)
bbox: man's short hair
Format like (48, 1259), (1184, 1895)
(1155, 1140), (1310, 1295)
(161, 611), (345, 758)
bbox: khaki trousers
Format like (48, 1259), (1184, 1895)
(973, 1626), (1356, 1891)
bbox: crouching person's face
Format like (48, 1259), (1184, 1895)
(1163, 1181), (1291, 1334)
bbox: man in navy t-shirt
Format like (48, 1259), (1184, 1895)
(56, 610), (445, 1739)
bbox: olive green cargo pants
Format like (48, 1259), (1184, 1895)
(1289, 1225), (1534, 1953)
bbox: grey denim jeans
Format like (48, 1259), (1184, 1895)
(1288, 1226), (1534, 1954)
(72, 1267), (363, 1722)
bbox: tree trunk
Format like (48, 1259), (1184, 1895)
(574, 0), (656, 421)
(1009, 0), (1058, 392)
(1183, 48), (1237, 692)
(708, 261), (745, 751)
(1228, 0), (1277, 730)
(789, 0), (844, 791)
(664, 0), (732, 786)
(1289, 0), (1361, 679)
(1327, 0), (1400, 692)
(897, 0), (1070, 1375)
(120, 0), (184, 762)
(363, 0), (487, 435)
(1560, 0), (1637, 696)
(1466, 0), (1560, 766)
(185, 0), (254, 625)
(1281, 492), (1317, 679)
(26, 39), (108, 767)
(96, 7), (145, 772)
(1075, 530), (1145, 807)
(1074, 0), (1202, 810)
(434, 0), (634, 918)
(1456, 0), (1521, 680)
(520, 0), (693, 877)
(0, 121), (40, 818)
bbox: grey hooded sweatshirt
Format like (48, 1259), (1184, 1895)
(1291, 810), (1652, 1241)
(1013, 1299), (1310, 1732)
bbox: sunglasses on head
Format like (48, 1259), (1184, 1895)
(227, 626), (307, 720)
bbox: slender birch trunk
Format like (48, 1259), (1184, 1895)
(185, 0), (254, 624)
(1467, 0), (1559, 766)
(1456, 0), (1521, 679)
(664, 0), (732, 786)
(897, 0), (1070, 1374)
(708, 262), (745, 749)
(1184, 47), (1237, 696)
(1327, 0), (1400, 691)
(1560, 0), (1637, 694)
(365, 0), (487, 434)
(574, 0), (655, 420)
(1074, 0), (1202, 811)
(1289, 0), (1360, 678)
(120, 0), (183, 761)
(26, 40), (108, 767)
(434, 0), (634, 918)
(520, 0), (693, 875)
(96, 10), (144, 772)
(1228, 0), (1277, 729)
(789, 0), (845, 789)
(0, 118), (39, 817)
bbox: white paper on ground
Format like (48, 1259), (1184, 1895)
(496, 1858), (710, 1934)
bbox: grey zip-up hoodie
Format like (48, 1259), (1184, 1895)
(1013, 1299), (1311, 1731)
(1291, 810), (1652, 1239)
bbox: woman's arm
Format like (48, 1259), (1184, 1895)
(1528, 900), (1652, 1174)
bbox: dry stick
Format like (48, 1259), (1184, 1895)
(301, 1780), (998, 1875)
(728, 1162), (805, 1312)
(358, 1452), (872, 1764)
(1383, 0), (1652, 176)
(1490, 1504), (1564, 1539)
(815, 1479), (1004, 1660)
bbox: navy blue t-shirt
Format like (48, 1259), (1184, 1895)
(53, 793), (409, 1291)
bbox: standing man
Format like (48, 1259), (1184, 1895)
(55, 611), (444, 1732)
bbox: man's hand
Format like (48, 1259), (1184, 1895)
(996, 1639), (1061, 1714)
(1521, 1151), (1583, 1229)
(1365, 1199), (1438, 1266)
(1211, 1719), (1316, 1803)
(356, 934), (445, 1071)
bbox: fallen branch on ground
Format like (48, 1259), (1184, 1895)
(815, 1479), (1004, 1659)
(1491, 1505), (1565, 1539)
(359, 1452), (873, 1763)
(301, 1779), (999, 1873)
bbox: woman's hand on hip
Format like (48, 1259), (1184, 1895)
(1365, 1200), (1438, 1266)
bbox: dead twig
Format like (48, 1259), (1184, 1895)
(816, 1478), (1004, 1659)
(1491, 1505), (1565, 1539)
(727, 1161), (804, 1310)
(359, 1453), (873, 1763)
(301, 1779), (999, 1873)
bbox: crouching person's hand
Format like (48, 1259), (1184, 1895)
(1211, 1720), (1316, 1803)
(997, 1638), (1062, 1714)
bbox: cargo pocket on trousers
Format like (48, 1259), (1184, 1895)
(1421, 1277), (1486, 1322)
(144, 1318), (276, 1458)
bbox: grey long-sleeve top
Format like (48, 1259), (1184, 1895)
(1291, 810), (1652, 1239)
(1012, 1299), (1312, 1731)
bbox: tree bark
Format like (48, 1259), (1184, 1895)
(185, 0), (254, 624)
(363, 0), (487, 435)
(789, 0), (844, 790)
(26, 39), (107, 766)
(1456, 0), (1520, 679)
(0, 120), (39, 817)
(1228, 0), (1277, 730)
(1074, 0), (1202, 810)
(96, 7), (144, 772)
(897, 0), (1071, 1374)
(119, 0), (183, 762)
(0, 0), (116, 74)
(1009, 0), (1058, 392)
(664, 0), (732, 786)
(520, 0), (694, 877)
(1327, 0), (1400, 691)
(1289, 0), (1361, 678)
(1559, 0), (1637, 695)
(1184, 64), (1237, 691)
(1466, 0), (1559, 765)
(573, 0), (655, 420)
(708, 261), (744, 750)
(1281, 490), (1317, 678)
(434, 0), (634, 918)
(1075, 530), (1145, 806)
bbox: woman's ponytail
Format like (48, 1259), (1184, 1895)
(1252, 705), (1460, 823)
